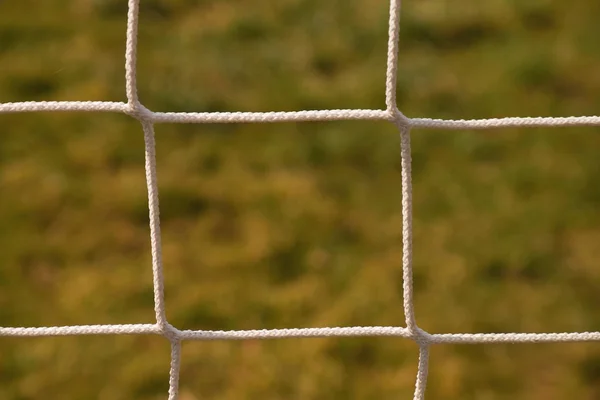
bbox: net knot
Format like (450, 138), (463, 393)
(392, 108), (411, 129)
(158, 322), (181, 342)
(410, 327), (432, 346)
(125, 102), (154, 122)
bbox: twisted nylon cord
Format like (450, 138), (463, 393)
(1, 0), (599, 399)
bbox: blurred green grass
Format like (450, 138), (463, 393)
(1, 0), (600, 399)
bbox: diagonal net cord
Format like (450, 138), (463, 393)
(1, 0), (600, 399)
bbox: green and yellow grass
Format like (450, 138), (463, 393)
(1, 0), (600, 398)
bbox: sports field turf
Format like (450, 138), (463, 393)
(1, 0), (600, 398)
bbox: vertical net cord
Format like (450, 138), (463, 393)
(125, 0), (140, 107)
(398, 123), (431, 399)
(141, 121), (168, 328)
(142, 113), (183, 399)
(385, 0), (431, 396)
(414, 345), (430, 400)
(398, 125), (417, 332)
(168, 340), (182, 400)
(125, 0), (168, 330)
(385, 0), (419, 337)
(385, 0), (402, 112)
(125, 0), (182, 396)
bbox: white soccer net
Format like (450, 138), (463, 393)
(1, 0), (600, 398)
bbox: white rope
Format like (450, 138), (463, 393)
(4, 325), (600, 343)
(2, 0), (600, 398)
(3, 101), (599, 129)
(385, 0), (402, 112)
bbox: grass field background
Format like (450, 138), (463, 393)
(1, 0), (600, 398)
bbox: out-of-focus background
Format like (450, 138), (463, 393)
(1, 0), (600, 398)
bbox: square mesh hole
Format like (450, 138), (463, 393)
(0, 0), (128, 103)
(0, 112), (156, 327)
(151, 120), (408, 331)
(0, 335), (171, 400)
(180, 337), (420, 399)
(135, 0), (391, 112)
(410, 126), (600, 335)
(399, 0), (600, 119)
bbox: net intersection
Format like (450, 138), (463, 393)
(2, 0), (600, 398)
